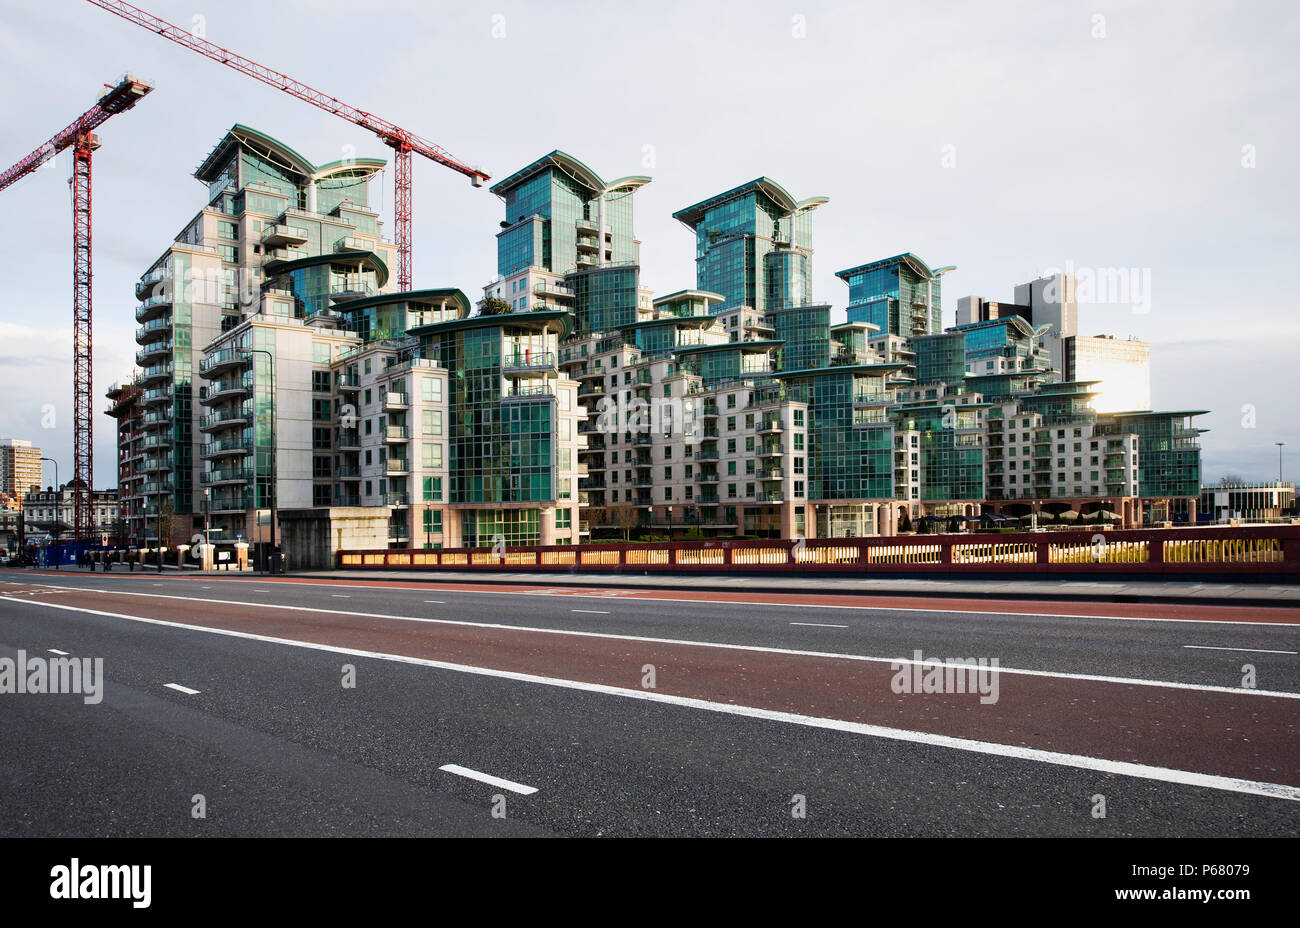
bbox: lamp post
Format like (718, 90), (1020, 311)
(239, 347), (277, 574)
(667, 505), (673, 541)
(203, 487), (211, 571)
(39, 457), (58, 568)
(1276, 441), (1286, 484)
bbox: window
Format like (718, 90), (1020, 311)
(421, 376), (443, 403)
(422, 443), (442, 468)
(422, 477), (442, 501)
(422, 410), (442, 436)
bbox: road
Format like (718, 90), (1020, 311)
(1, 568), (1296, 837)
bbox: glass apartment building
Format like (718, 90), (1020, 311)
(838, 253), (953, 338)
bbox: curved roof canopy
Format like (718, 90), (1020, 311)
(331, 287), (472, 317)
(195, 124), (385, 184)
(490, 150), (650, 200)
(408, 308), (574, 341)
(673, 178), (829, 229)
(263, 249), (390, 289)
(835, 253), (953, 283)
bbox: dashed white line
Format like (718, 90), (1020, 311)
(163, 683), (201, 695)
(438, 764), (538, 795)
(790, 622), (849, 628)
(47, 649), (69, 656)
(331, 595), (351, 599)
(1184, 645), (1298, 655)
(423, 600), (445, 604)
(572, 609), (610, 614)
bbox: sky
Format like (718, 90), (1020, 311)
(0, 0), (1296, 489)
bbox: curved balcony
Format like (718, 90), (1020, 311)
(140, 456), (170, 473)
(261, 223), (309, 247)
(201, 439), (253, 460)
(201, 466), (253, 487)
(135, 268), (170, 300)
(199, 348), (252, 378)
(139, 386), (173, 407)
(203, 373), (254, 404)
(134, 292), (172, 323)
(135, 341), (172, 365)
(199, 407), (252, 432)
(135, 317), (172, 344)
(139, 363), (173, 386)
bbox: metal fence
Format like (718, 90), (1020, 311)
(339, 525), (1300, 578)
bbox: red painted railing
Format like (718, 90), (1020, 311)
(339, 525), (1300, 578)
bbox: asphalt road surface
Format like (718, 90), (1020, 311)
(1, 568), (1296, 837)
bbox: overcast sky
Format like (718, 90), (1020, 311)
(0, 0), (1295, 489)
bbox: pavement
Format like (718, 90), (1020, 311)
(0, 568), (1296, 837)
(299, 568), (1300, 606)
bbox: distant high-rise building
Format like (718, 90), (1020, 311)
(1013, 274), (1078, 378)
(673, 178), (827, 314)
(488, 151), (650, 335)
(1065, 334), (1151, 413)
(955, 296), (1033, 327)
(838, 253), (954, 338)
(0, 439), (43, 498)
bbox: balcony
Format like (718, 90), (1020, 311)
(757, 468), (784, 481)
(330, 281), (375, 302)
(759, 444), (783, 457)
(140, 456), (170, 473)
(336, 465), (361, 479)
(204, 373), (254, 403)
(261, 223), (309, 247)
(139, 386), (173, 407)
(534, 281), (574, 300)
(696, 472), (720, 483)
(336, 429), (361, 450)
(135, 341), (172, 365)
(138, 363), (173, 386)
(201, 439), (252, 460)
(387, 525), (410, 541)
(335, 236), (372, 252)
(386, 458), (410, 475)
(139, 434), (171, 451)
(758, 419), (784, 434)
(200, 348), (252, 377)
(199, 407), (252, 432)
(383, 391), (409, 410)
(337, 372), (360, 391)
(208, 491), (253, 514)
(134, 293), (172, 323)
(201, 467), (253, 487)
(135, 268), (170, 300)
(755, 492), (785, 504)
(385, 492), (410, 507)
(576, 235), (600, 253)
(384, 425), (409, 443)
(135, 317), (171, 343)
(503, 351), (556, 372)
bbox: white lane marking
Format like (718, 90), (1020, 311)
(202, 586), (212, 589)
(181, 577), (1300, 627)
(47, 649), (69, 655)
(331, 595), (351, 599)
(255, 589), (270, 593)
(790, 622), (849, 628)
(28, 585), (1300, 699)
(572, 609), (610, 614)
(439, 764), (537, 796)
(1184, 645), (1298, 655)
(163, 683), (201, 695)
(424, 600), (446, 604)
(15, 598), (1298, 805)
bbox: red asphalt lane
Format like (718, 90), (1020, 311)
(9, 583), (1300, 789)
(18, 569), (1299, 624)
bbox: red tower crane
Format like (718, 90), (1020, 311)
(0, 74), (153, 541)
(85, 0), (491, 292)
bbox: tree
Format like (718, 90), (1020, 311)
(583, 505), (606, 538)
(158, 501), (176, 548)
(479, 296), (512, 316)
(615, 506), (639, 541)
(898, 510), (913, 533)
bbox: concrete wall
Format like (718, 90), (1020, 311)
(277, 506), (391, 570)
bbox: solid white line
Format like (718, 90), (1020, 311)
(163, 683), (201, 695)
(1184, 645), (1298, 655)
(790, 622), (849, 628)
(166, 577), (1300, 627)
(331, 595), (351, 598)
(28, 584), (1300, 699)
(572, 609), (610, 614)
(16, 597), (1299, 804)
(438, 764), (538, 795)
(47, 649), (69, 655)
(424, 600), (446, 604)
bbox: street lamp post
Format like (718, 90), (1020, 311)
(667, 505), (673, 541)
(203, 487), (211, 571)
(239, 348), (277, 574)
(1276, 441), (1286, 484)
(39, 457), (59, 567)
